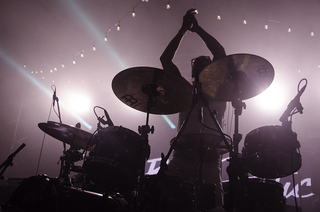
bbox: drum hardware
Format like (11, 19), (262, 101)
(112, 67), (195, 211)
(38, 121), (94, 186)
(198, 54), (275, 212)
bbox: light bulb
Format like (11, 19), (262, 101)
(73, 59), (76, 64)
(264, 24), (268, 29)
(132, 11), (136, 17)
(243, 19), (247, 24)
(104, 35), (108, 41)
(288, 27), (291, 32)
(311, 31), (315, 36)
(117, 24), (120, 31)
(62, 64), (65, 68)
(80, 51), (84, 57)
(93, 45), (96, 51)
(166, 4), (170, 9)
(217, 15), (221, 20)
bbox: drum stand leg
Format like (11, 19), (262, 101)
(225, 97), (249, 212)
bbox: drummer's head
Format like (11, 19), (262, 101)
(191, 56), (211, 79)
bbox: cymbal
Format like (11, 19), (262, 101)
(199, 54), (274, 101)
(112, 67), (193, 115)
(38, 121), (94, 151)
(172, 133), (231, 155)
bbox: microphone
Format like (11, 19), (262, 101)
(104, 109), (114, 126)
(279, 84), (306, 123)
(12, 143), (26, 157)
(53, 89), (58, 107)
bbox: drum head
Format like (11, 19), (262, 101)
(84, 126), (145, 193)
(243, 125), (301, 178)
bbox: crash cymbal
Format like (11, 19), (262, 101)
(112, 67), (193, 114)
(172, 133), (231, 155)
(38, 121), (94, 151)
(199, 54), (274, 101)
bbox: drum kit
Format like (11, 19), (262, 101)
(2, 54), (305, 212)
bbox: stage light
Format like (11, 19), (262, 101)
(251, 82), (287, 113)
(162, 115), (176, 129)
(65, 92), (91, 114)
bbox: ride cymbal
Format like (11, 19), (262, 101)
(112, 67), (193, 114)
(199, 54), (274, 101)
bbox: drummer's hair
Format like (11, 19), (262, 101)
(191, 55), (211, 78)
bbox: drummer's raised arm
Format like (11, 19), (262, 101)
(160, 9), (194, 78)
(189, 13), (226, 61)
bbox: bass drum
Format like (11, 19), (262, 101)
(143, 175), (215, 212)
(2, 175), (130, 212)
(84, 126), (146, 193)
(242, 125), (301, 178)
(223, 179), (286, 212)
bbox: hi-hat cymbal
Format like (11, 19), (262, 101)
(38, 121), (94, 151)
(172, 133), (232, 155)
(199, 54), (274, 101)
(112, 67), (193, 115)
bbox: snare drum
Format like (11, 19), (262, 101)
(243, 125), (301, 178)
(84, 126), (145, 193)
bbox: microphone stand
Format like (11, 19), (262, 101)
(0, 143), (26, 179)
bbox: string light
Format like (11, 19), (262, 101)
(243, 15), (247, 24)
(31, 2), (320, 79)
(166, 1), (170, 9)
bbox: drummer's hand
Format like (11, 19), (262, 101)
(189, 11), (200, 32)
(180, 9), (196, 33)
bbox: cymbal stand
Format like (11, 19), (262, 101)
(136, 84), (156, 211)
(225, 81), (248, 212)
